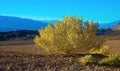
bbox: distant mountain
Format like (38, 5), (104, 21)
(99, 20), (120, 29)
(0, 15), (48, 32)
(113, 23), (120, 30)
(42, 20), (57, 24)
(0, 15), (120, 32)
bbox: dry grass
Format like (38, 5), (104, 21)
(0, 40), (58, 55)
(0, 39), (120, 55)
(105, 40), (120, 55)
(98, 35), (120, 40)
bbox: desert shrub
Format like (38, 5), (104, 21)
(34, 16), (104, 55)
(79, 55), (97, 65)
(89, 45), (110, 55)
(99, 55), (120, 66)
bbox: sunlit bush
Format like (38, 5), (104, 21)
(34, 16), (104, 55)
(99, 55), (120, 66)
(79, 55), (97, 65)
(89, 45), (110, 55)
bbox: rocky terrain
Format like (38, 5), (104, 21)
(0, 52), (119, 71)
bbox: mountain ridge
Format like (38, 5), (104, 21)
(99, 20), (120, 29)
(0, 15), (120, 31)
(0, 15), (48, 32)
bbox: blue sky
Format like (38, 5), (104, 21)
(0, 0), (120, 23)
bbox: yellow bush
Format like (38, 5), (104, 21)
(99, 55), (120, 66)
(79, 55), (97, 65)
(34, 16), (104, 55)
(89, 45), (110, 55)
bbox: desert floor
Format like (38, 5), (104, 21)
(0, 39), (120, 55)
(0, 39), (120, 71)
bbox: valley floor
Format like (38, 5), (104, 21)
(0, 37), (120, 71)
(0, 39), (120, 55)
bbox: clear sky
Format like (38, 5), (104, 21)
(0, 0), (120, 23)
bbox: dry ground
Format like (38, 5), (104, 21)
(105, 40), (120, 55)
(0, 40), (47, 55)
(0, 52), (119, 71)
(0, 38), (120, 71)
(0, 39), (120, 55)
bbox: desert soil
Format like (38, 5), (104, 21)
(0, 39), (120, 55)
(0, 52), (120, 71)
(0, 39), (120, 71)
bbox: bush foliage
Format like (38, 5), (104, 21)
(34, 16), (104, 54)
(99, 55), (120, 66)
(89, 45), (110, 55)
(79, 55), (97, 65)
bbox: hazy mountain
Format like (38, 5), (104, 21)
(0, 15), (120, 32)
(99, 20), (120, 29)
(42, 20), (57, 24)
(0, 15), (48, 32)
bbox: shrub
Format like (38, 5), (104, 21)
(89, 45), (110, 55)
(34, 16), (104, 55)
(99, 55), (120, 66)
(79, 55), (97, 65)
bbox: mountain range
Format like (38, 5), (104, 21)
(0, 15), (49, 32)
(0, 15), (120, 32)
(99, 20), (120, 29)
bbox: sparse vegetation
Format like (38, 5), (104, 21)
(0, 53), (119, 71)
(89, 45), (110, 55)
(99, 55), (120, 66)
(34, 16), (105, 55)
(79, 55), (97, 65)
